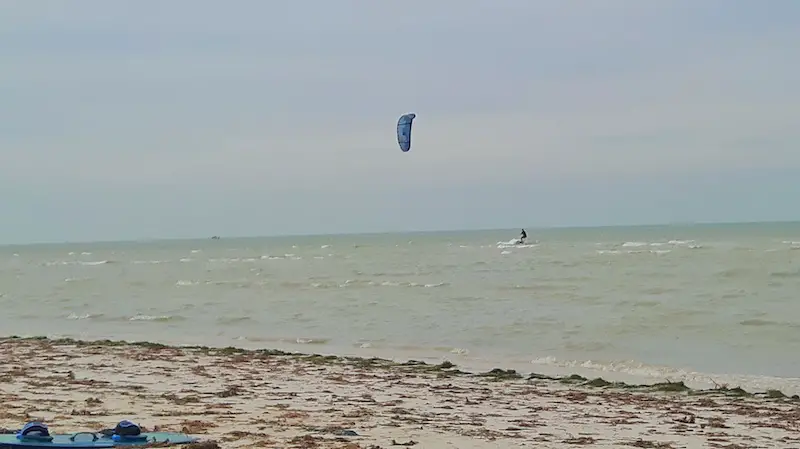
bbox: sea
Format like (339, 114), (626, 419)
(2, 222), (800, 395)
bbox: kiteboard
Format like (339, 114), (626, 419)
(0, 432), (197, 448)
(100, 432), (197, 446)
(0, 433), (114, 449)
(0, 422), (197, 449)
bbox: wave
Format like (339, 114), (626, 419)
(174, 279), (267, 288)
(66, 312), (103, 320)
(208, 257), (261, 263)
(365, 270), (437, 277)
(79, 260), (113, 266)
(529, 355), (800, 395)
(274, 279), (450, 290)
(56, 313), (185, 323)
(496, 239), (538, 249)
(216, 316), (257, 325)
(615, 240), (702, 249)
(42, 260), (116, 266)
(64, 277), (93, 283)
(260, 254), (304, 260)
(770, 269), (800, 279)
(128, 314), (184, 322)
(235, 335), (331, 345)
(595, 239), (705, 255)
(739, 318), (799, 329)
(596, 249), (672, 255)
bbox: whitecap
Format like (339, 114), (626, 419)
(66, 313), (97, 320)
(621, 241), (647, 247)
(79, 260), (110, 266)
(129, 314), (174, 321)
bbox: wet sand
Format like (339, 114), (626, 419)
(1, 337), (798, 448)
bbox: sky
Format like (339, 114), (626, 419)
(2, 0), (800, 243)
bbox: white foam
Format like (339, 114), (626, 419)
(496, 238), (538, 249)
(622, 241), (647, 247)
(79, 260), (110, 266)
(129, 314), (173, 321)
(64, 277), (91, 283)
(530, 356), (800, 395)
(66, 313), (98, 320)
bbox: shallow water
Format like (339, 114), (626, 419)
(2, 222), (800, 394)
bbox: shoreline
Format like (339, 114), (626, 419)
(5, 336), (798, 401)
(4, 329), (799, 397)
(1, 336), (799, 448)
(5, 320), (800, 388)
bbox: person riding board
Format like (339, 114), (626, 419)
(519, 228), (527, 244)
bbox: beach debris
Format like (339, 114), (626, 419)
(0, 337), (798, 449)
(186, 442), (220, 449)
(624, 439), (677, 448)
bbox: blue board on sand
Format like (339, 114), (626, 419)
(104, 432), (197, 446)
(0, 433), (197, 449)
(0, 433), (113, 449)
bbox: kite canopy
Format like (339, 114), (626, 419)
(396, 113), (416, 152)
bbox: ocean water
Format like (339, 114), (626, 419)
(2, 222), (800, 394)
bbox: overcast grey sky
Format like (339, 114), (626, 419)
(2, 0), (799, 243)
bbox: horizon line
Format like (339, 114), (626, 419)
(2, 219), (799, 248)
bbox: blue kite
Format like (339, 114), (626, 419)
(396, 113), (416, 152)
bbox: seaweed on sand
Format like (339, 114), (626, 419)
(4, 336), (799, 401)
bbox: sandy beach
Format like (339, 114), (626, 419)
(0, 338), (798, 449)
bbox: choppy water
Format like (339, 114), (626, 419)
(2, 222), (800, 394)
